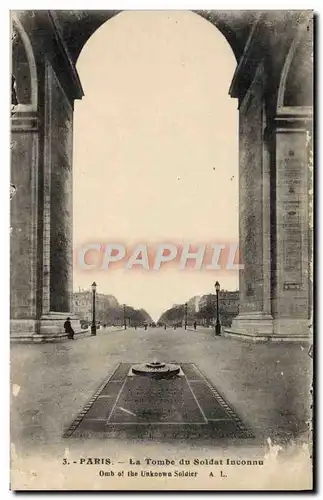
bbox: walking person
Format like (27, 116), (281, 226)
(64, 317), (75, 340)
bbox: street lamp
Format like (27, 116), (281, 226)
(215, 281), (221, 336)
(91, 282), (97, 336)
(184, 302), (188, 330)
(123, 304), (127, 330)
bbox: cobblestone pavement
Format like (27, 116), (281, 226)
(10, 327), (312, 489)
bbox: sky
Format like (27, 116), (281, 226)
(73, 10), (239, 321)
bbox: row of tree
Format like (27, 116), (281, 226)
(158, 301), (237, 327)
(98, 305), (153, 327)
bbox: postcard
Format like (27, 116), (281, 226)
(10, 9), (313, 491)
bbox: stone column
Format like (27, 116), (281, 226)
(10, 11), (42, 340)
(228, 64), (274, 340)
(10, 12), (83, 341)
(39, 60), (79, 336)
(271, 110), (311, 339)
(10, 111), (41, 339)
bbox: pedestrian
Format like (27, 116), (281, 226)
(194, 321), (197, 330)
(164, 324), (166, 330)
(64, 317), (75, 340)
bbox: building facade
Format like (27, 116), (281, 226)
(73, 291), (118, 322)
(187, 296), (201, 314)
(198, 290), (239, 326)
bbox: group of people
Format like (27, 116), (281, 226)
(164, 321), (197, 330)
(64, 318), (198, 339)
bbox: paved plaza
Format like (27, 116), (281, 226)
(10, 327), (312, 489)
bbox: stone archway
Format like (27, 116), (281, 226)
(10, 10), (313, 341)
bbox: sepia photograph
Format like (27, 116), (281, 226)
(10, 8), (313, 491)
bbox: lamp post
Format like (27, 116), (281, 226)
(123, 304), (127, 330)
(184, 302), (188, 330)
(91, 282), (97, 336)
(215, 281), (221, 336)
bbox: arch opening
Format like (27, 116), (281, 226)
(52, 9), (253, 66)
(72, 11), (239, 322)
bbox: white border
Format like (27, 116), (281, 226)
(1, 2), (321, 499)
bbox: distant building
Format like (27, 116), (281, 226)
(198, 290), (239, 326)
(187, 296), (200, 313)
(73, 291), (119, 322)
(199, 290), (239, 311)
(198, 294), (215, 311)
(220, 290), (239, 315)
